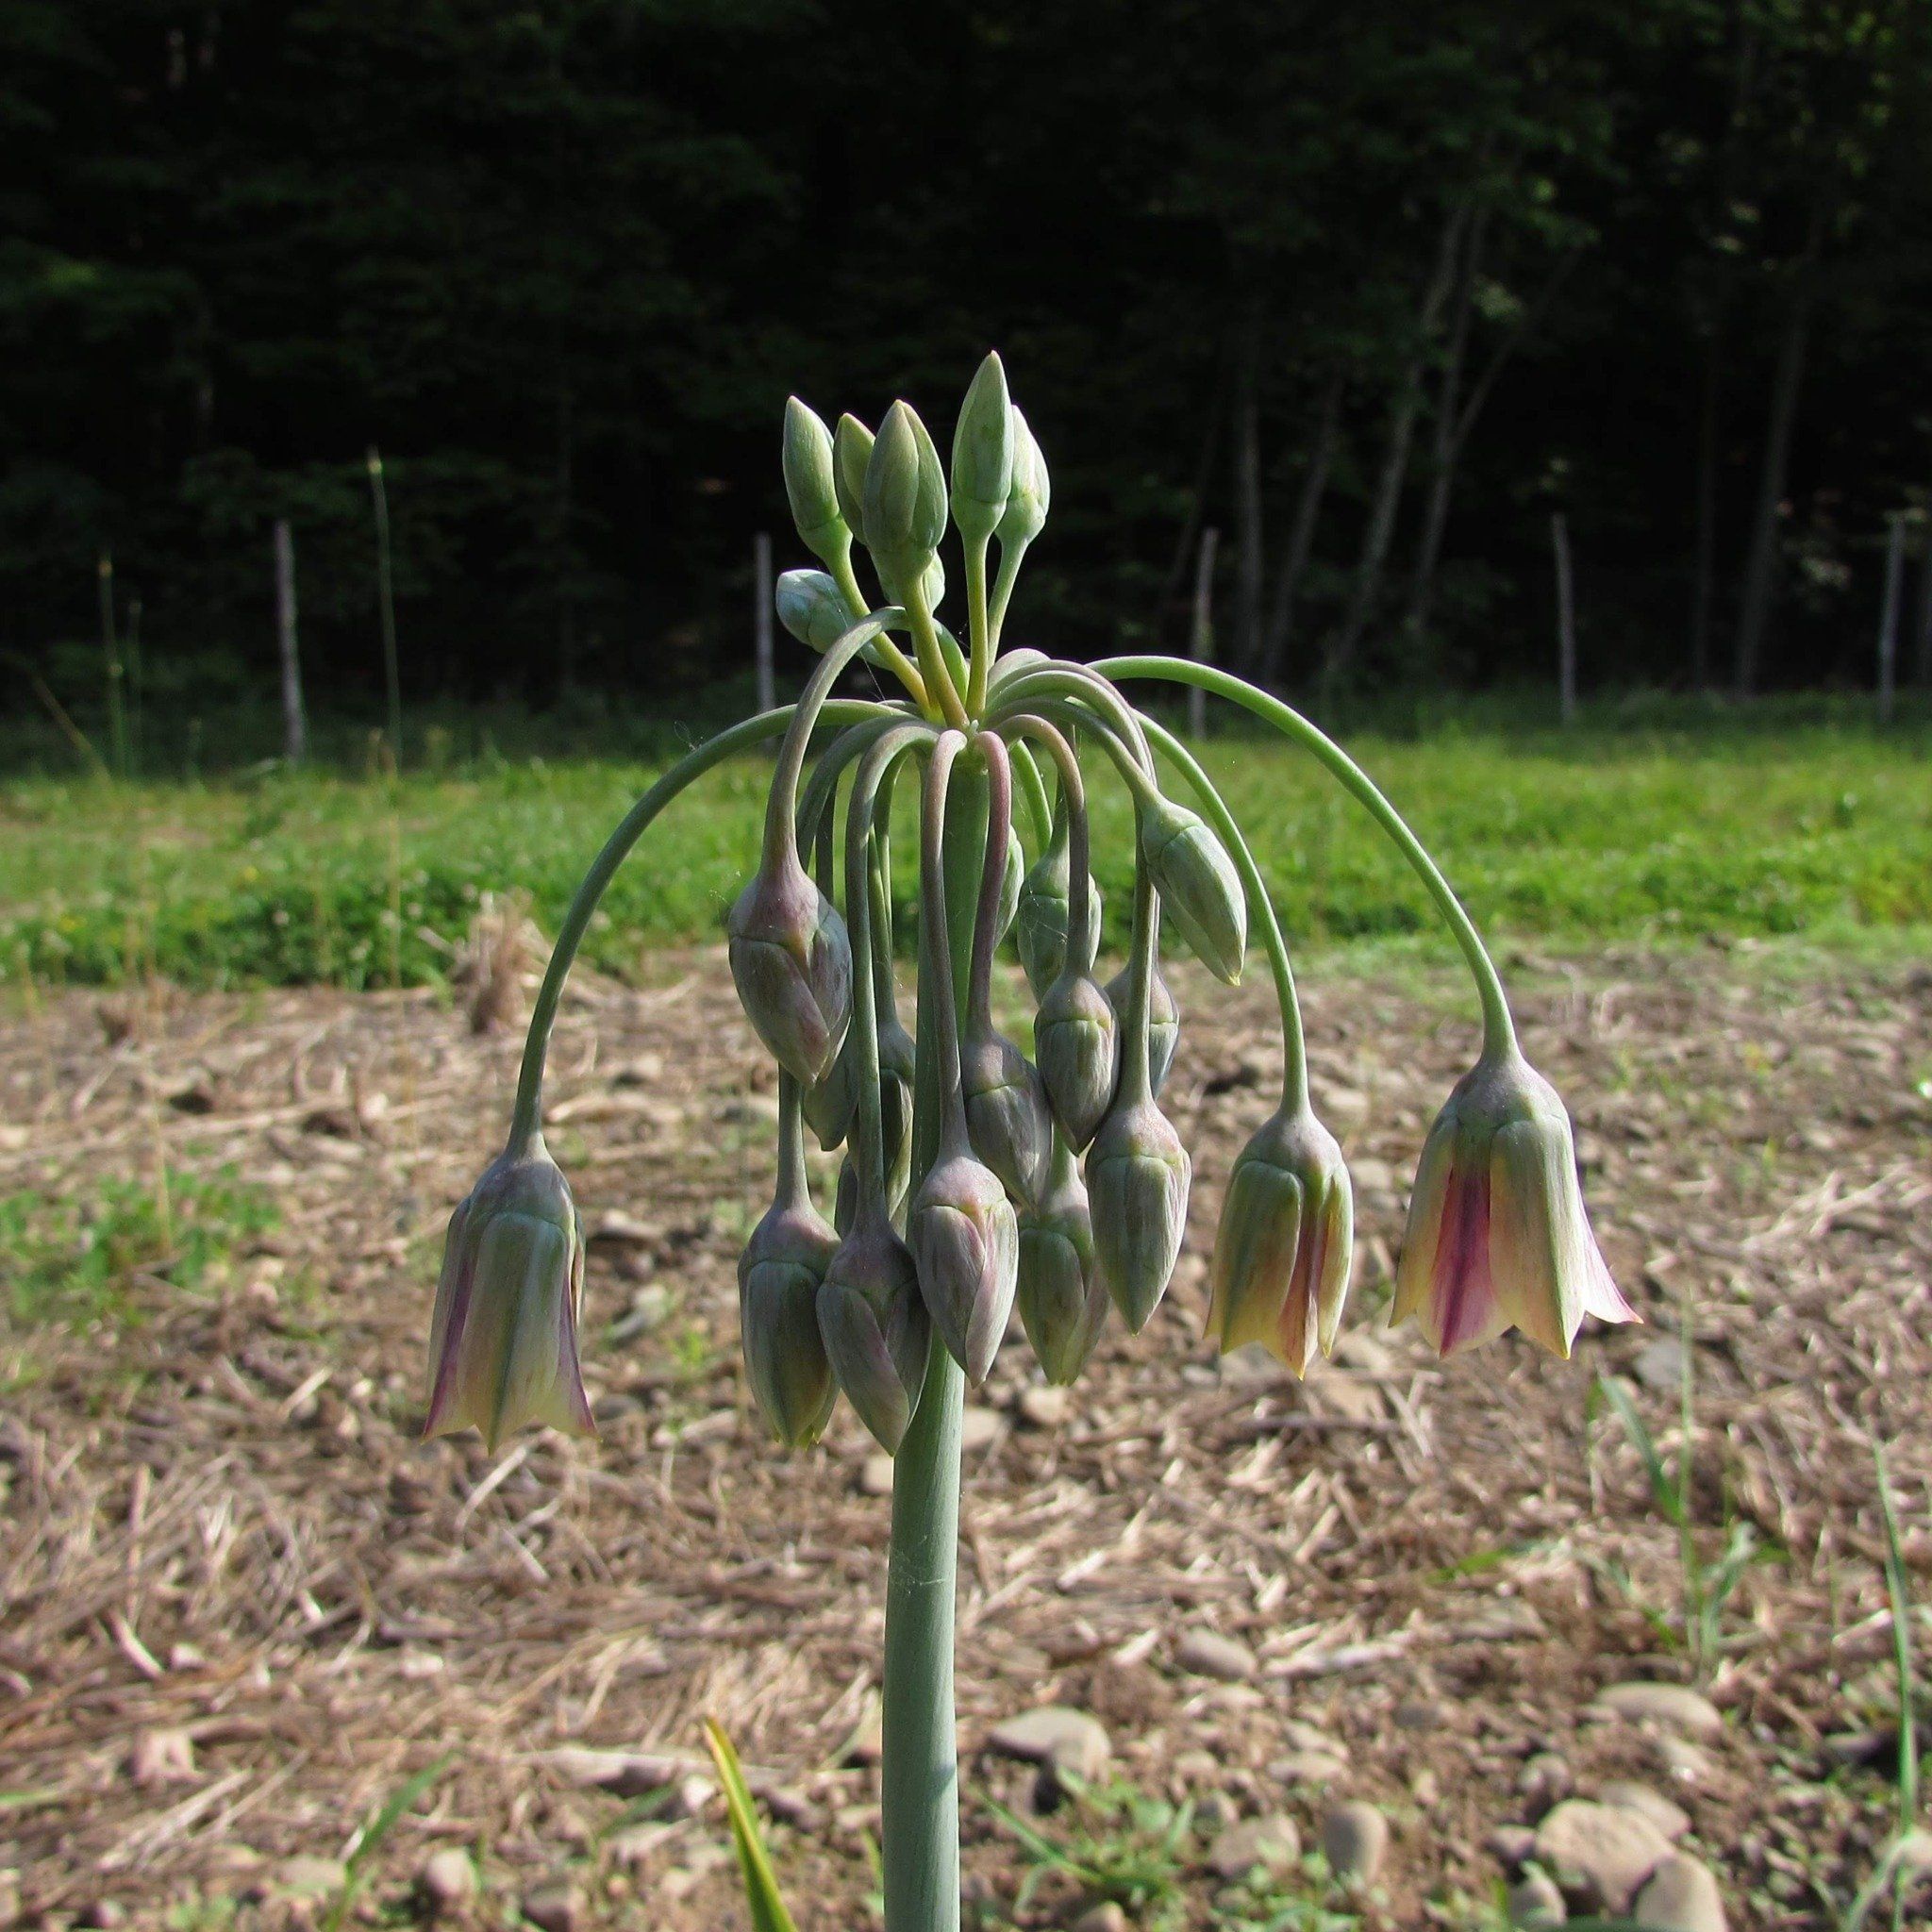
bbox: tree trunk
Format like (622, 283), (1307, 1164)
(1230, 302), (1265, 677)
(1259, 370), (1342, 687)
(1877, 513), (1904, 725)
(1733, 200), (1825, 696)
(1323, 202), (1469, 698)
(1403, 206), (1490, 641)
(1689, 339), (1723, 686)
(1915, 522), (1932, 686)
(275, 518), (306, 764)
(1156, 353), (1228, 644)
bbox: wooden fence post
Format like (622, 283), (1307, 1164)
(1877, 512), (1904, 726)
(1551, 512), (1576, 725)
(754, 531), (775, 717)
(275, 518), (306, 763)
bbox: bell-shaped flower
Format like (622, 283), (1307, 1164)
(1139, 795), (1246, 986)
(1207, 1106), (1354, 1375)
(425, 1137), (595, 1452)
(1016, 795), (1104, 998)
(816, 1206), (932, 1453)
(961, 1026), (1055, 1209)
(727, 848), (853, 1086)
(910, 1139), (1019, 1385)
(1086, 1092), (1191, 1333)
(1393, 1044), (1637, 1358)
(1017, 1139), (1108, 1385)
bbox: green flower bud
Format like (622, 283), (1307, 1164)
(728, 849), (853, 1085)
(425, 1137), (594, 1453)
(1017, 1139), (1108, 1385)
(775, 569), (851, 653)
(1016, 807), (1104, 996)
(783, 397), (848, 565)
(1034, 970), (1120, 1152)
(1085, 1093), (1191, 1332)
(833, 414), (874, 541)
(951, 351), (1015, 546)
(922, 551), (946, 617)
(863, 400), (947, 591)
(995, 407), (1049, 549)
(1105, 961), (1179, 1097)
(834, 1154), (858, 1237)
(997, 824), (1024, 945)
(910, 1145), (1019, 1385)
(962, 1024), (1056, 1209)
(1139, 797), (1246, 985)
(816, 1206), (931, 1454)
(1207, 1106), (1354, 1377)
(802, 1041), (856, 1152)
(739, 1191), (840, 1447)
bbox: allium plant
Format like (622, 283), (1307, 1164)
(425, 353), (1637, 1932)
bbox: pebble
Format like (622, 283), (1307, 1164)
(129, 1726), (196, 1787)
(1633, 1853), (1726, 1932)
(858, 1455), (897, 1496)
(274, 1856), (348, 1897)
(1487, 1824), (1538, 1870)
(1599, 1778), (1690, 1840)
(1269, 1747), (1348, 1786)
(1592, 1681), (1724, 1740)
(1016, 1385), (1069, 1428)
(1633, 1335), (1687, 1391)
(1175, 1629), (1257, 1682)
(1320, 1801), (1390, 1882)
(1517, 1751), (1573, 1811)
(1508, 1870), (1569, 1926)
(1172, 1747), (1221, 1787)
(1393, 1696), (1442, 1732)
(521, 1879), (582, 1932)
(420, 1849), (476, 1913)
(960, 1406), (1003, 1452)
(1208, 1814), (1300, 1880)
(988, 1707), (1110, 1782)
(1194, 1792), (1239, 1832)
(75, 1904), (125, 1928)
(1073, 1906), (1128, 1932)
(1534, 1799), (1673, 1913)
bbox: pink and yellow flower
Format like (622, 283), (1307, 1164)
(1394, 1047), (1635, 1358)
(425, 1138), (595, 1451)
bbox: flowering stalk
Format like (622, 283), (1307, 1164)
(431, 355), (1635, 1932)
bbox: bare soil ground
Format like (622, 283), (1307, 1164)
(3, 943), (1929, 1930)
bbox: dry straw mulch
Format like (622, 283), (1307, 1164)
(2, 942), (1928, 1928)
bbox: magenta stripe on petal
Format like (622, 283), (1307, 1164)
(424, 1264), (476, 1434)
(1434, 1167), (1496, 1355)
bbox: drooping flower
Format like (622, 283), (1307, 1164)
(817, 1207), (932, 1453)
(726, 848), (853, 1087)
(1207, 1106), (1354, 1375)
(425, 1137), (595, 1452)
(1017, 1138), (1108, 1385)
(1393, 1045), (1636, 1358)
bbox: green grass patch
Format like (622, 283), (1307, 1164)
(2, 700), (1927, 990)
(1, 1167), (278, 1329)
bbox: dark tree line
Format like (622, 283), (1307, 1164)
(5, 0), (1931, 721)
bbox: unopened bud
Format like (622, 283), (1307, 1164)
(728, 850), (853, 1085)
(740, 1194), (840, 1447)
(1140, 797), (1246, 985)
(962, 1026), (1055, 1209)
(910, 1146), (1019, 1384)
(775, 569), (851, 653)
(833, 414), (874, 541)
(1016, 812), (1103, 996)
(1105, 961), (1180, 1096)
(425, 1138), (594, 1452)
(802, 1041), (856, 1152)
(1085, 1094), (1191, 1332)
(1017, 1140), (1108, 1384)
(996, 408), (1050, 549)
(816, 1208), (931, 1453)
(951, 351), (1015, 545)
(863, 400), (947, 592)
(1208, 1106), (1354, 1376)
(997, 824), (1024, 944)
(1034, 971), (1120, 1152)
(783, 397), (848, 564)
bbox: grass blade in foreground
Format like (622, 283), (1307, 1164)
(705, 1719), (801, 1932)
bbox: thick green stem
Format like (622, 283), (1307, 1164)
(508, 699), (894, 1145)
(1097, 655), (1517, 1053)
(1008, 736), (1052, 849)
(882, 739), (984, 1932)
(1137, 714), (1308, 1112)
(964, 530), (992, 716)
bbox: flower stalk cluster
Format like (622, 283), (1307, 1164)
(423, 353), (1637, 1932)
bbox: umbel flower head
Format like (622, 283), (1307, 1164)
(1208, 1105), (1353, 1375)
(1394, 1043), (1637, 1358)
(425, 1136), (595, 1452)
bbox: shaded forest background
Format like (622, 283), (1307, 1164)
(6, 0), (1932, 726)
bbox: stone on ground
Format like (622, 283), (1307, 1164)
(1534, 1798), (1674, 1912)
(1175, 1628), (1257, 1681)
(1598, 1778), (1690, 1840)
(1508, 1869), (1568, 1927)
(1591, 1681), (1724, 1740)
(420, 1849), (476, 1912)
(987, 1707), (1110, 1781)
(1633, 1853), (1727, 1932)
(1207, 1814), (1300, 1880)
(1320, 1800), (1390, 1881)
(521, 1878), (582, 1932)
